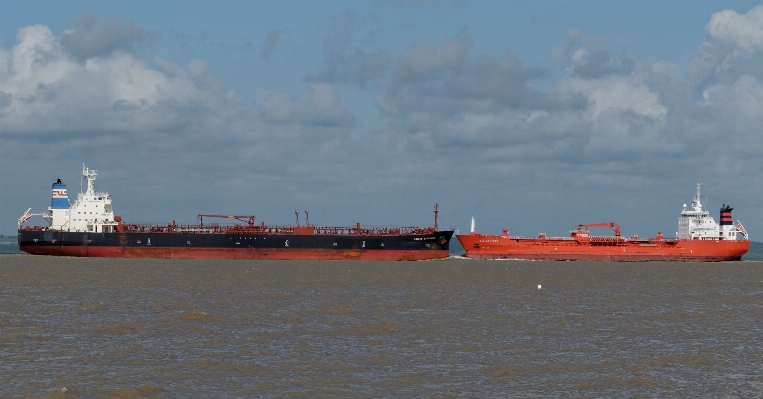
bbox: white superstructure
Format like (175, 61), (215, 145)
(18, 164), (119, 233)
(677, 183), (747, 241)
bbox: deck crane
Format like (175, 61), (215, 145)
(576, 223), (621, 237)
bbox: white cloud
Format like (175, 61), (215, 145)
(556, 46), (668, 128)
(701, 74), (763, 154)
(3, 7), (763, 238)
(257, 83), (354, 127)
(376, 29), (679, 161)
(0, 16), (362, 231)
(692, 4), (763, 81)
(0, 21), (354, 140)
(60, 10), (152, 60)
(705, 5), (763, 54)
(2, 25), (74, 93)
(556, 65), (667, 122)
(396, 30), (471, 80)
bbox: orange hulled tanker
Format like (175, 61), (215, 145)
(456, 184), (750, 261)
(18, 165), (453, 260)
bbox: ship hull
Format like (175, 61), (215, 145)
(456, 234), (750, 262)
(18, 230), (452, 261)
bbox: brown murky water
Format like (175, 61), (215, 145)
(1, 255), (762, 398)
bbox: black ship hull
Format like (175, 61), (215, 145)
(18, 230), (454, 261)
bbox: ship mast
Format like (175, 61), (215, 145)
(83, 164), (97, 195)
(433, 203), (439, 231)
(692, 183), (702, 212)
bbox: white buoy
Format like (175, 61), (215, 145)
(538, 285), (542, 289)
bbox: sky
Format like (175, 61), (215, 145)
(2, 1), (762, 240)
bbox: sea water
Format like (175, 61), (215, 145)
(1, 255), (762, 397)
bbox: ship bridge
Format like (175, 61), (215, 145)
(18, 164), (119, 233)
(677, 183), (746, 241)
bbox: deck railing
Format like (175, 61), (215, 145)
(117, 222), (438, 236)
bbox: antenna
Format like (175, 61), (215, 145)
(691, 183), (703, 212)
(433, 203), (439, 231)
(82, 164), (98, 195)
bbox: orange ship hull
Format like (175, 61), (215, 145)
(456, 234), (750, 261)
